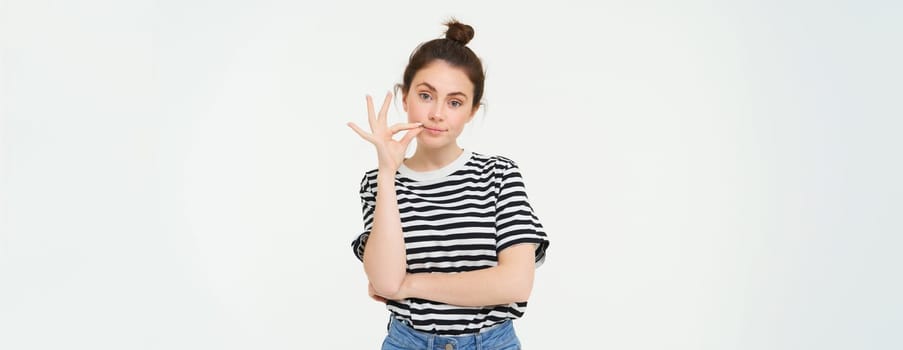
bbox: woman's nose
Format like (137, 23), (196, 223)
(429, 104), (443, 120)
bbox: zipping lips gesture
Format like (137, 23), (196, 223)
(347, 91), (423, 172)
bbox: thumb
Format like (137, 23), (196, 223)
(400, 127), (423, 148)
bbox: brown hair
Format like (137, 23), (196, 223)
(398, 19), (485, 109)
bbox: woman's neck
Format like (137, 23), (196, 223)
(405, 144), (464, 172)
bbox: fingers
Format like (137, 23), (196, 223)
(347, 122), (373, 142)
(389, 122), (423, 134)
(400, 126), (423, 148)
(365, 95), (376, 130)
(378, 91), (392, 122)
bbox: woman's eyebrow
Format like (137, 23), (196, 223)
(416, 82), (437, 91)
(416, 82), (469, 100)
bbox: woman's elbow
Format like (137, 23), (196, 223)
(362, 259), (406, 297)
(498, 244), (537, 302)
(504, 267), (535, 302)
(363, 267), (405, 297)
(509, 278), (534, 302)
(371, 279), (402, 298)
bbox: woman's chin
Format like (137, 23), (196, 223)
(414, 136), (450, 149)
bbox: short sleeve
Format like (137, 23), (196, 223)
(495, 162), (550, 268)
(351, 173), (376, 262)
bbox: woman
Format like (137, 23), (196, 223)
(348, 19), (550, 350)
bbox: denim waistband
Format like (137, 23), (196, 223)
(383, 315), (519, 350)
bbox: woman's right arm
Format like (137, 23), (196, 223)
(361, 168), (407, 296)
(348, 92), (422, 297)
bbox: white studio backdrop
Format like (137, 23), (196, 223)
(2, 0), (901, 349)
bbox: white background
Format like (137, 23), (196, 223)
(2, 0), (901, 349)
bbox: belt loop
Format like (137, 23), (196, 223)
(426, 333), (434, 350)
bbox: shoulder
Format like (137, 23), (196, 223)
(359, 168), (380, 192)
(469, 152), (520, 172)
(362, 168), (380, 179)
(466, 152), (525, 184)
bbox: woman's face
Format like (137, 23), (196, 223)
(403, 60), (478, 151)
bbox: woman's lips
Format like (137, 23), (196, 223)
(422, 126), (446, 134)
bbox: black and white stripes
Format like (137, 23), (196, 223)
(352, 151), (550, 335)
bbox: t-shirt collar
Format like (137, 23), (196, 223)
(398, 150), (473, 182)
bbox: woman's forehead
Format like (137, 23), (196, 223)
(411, 61), (474, 95)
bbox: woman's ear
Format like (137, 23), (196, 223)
(467, 104), (479, 122)
(401, 93), (408, 113)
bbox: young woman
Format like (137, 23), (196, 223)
(348, 19), (550, 350)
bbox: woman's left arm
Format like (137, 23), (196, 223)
(391, 243), (536, 307)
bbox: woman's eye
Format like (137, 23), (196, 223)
(450, 100), (462, 108)
(419, 93), (431, 101)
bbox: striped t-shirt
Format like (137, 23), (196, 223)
(351, 150), (550, 335)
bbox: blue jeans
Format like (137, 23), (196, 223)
(381, 315), (522, 350)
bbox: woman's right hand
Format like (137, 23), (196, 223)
(347, 92), (423, 172)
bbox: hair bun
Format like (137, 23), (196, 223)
(444, 19), (475, 45)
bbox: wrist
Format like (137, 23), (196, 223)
(377, 167), (397, 176)
(377, 169), (397, 186)
(376, 150), (403, 173)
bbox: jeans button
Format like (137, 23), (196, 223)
(445, 344), (453, 350)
